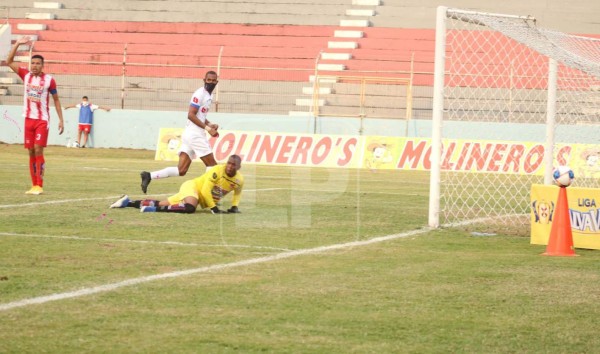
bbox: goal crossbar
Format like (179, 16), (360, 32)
(429, 6), (600, 230)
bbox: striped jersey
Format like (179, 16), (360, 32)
(17, 67), (58, 121)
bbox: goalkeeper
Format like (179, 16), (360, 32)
(110, 155), (243, 214)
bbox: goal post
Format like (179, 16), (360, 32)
(429, 6), (600, 231)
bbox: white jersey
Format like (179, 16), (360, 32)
(75, 103), (99, 111)
(179, 86), (214, 159)
(184, 86), (212, 136)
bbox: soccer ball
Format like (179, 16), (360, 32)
(553, 166), (574, 187)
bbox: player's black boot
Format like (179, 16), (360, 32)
(140, 171), (151, 194)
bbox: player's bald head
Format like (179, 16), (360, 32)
(229, 155), (242, 165)
(225, 155), (242, 177)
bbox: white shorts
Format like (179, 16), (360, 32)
(179, 129), (212, 160)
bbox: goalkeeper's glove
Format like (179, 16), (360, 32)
(211, 206), (226, 214)
(227, 206), (241, 213)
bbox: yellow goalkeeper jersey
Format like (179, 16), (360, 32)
(193, 164), (244, 209)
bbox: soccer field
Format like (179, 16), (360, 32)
(1, 143), (600, 353)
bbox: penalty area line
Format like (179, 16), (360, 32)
(0, 232), (292, 252)
(0, 195), (127, 209)
(0, 188), (283, 209)
(0, 227), (433, 312)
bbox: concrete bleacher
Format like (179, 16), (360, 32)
(6, 19), (339, 73)
(3, 0), (348, 25)
(2, 0), (596, 120)
(2, 13), (431, 117)
(6, 0), (598, 33)
(370, 0), (600, 34)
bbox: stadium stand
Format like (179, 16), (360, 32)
(5, 0), (598, 33)
(2, 18), (429, 116)
(1, 0), (598, 118)
(371, 0), (600, 34)
(5, 0), (347, 25)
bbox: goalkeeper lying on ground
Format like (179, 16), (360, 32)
(110, 155), (243, 214)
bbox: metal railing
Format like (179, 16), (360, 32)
(1, 45), (422, 120)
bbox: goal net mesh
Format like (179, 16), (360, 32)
(440, 9), (600, 234)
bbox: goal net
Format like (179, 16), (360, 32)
(429, 7), (600, 233)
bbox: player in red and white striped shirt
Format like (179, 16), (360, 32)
(7, 36), (64, 195)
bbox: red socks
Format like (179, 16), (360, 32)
(30, 155), (45, 187)
(29, 156), (36, 186)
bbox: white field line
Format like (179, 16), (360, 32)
(81, 167), (149, 171)
(0, 227), (433, 312)
(0, 232), (291, 252)
(0, 187), (416, 210)
(294, 188), (424, 196)
(0, 188), (284, 209)
(0, 195), (132, 209)
(244, 174), (431, 185)
(442, 214), (528, 228)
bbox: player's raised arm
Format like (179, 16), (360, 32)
(6, 36), (31, 74)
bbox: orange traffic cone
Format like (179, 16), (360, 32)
(543, 186), (577, 257)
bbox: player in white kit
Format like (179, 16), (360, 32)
(140, 71), (220, 193)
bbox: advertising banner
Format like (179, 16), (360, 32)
(155, 129), (600, 176)
(531, 184), (600, 250)
(155, 129), (362, 168)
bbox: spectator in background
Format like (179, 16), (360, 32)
(64, 96), (111, 148)
(6, 36), (64, 195)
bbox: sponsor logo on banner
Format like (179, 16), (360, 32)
(213, 132), (358, 167)
(531, 184), (600, 250)
(154, 129), (598, 176)
(396, 139), (571, 175)
(156, 129), (360, 168)
(154, 128), (183, 161)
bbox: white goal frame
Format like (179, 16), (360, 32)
(428, 6), (600, 229)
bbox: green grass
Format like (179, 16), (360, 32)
(1, 143), (599, 353)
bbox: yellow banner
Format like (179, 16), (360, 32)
(154, 128), (183, 161)
(531, 184), (600, 250)
(155, 129), (362, 168)
(393, 138), (574, 175)
(567, 143), (600, 180)
(362, 136), (403, 170)
(155, 129), (600, 174)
